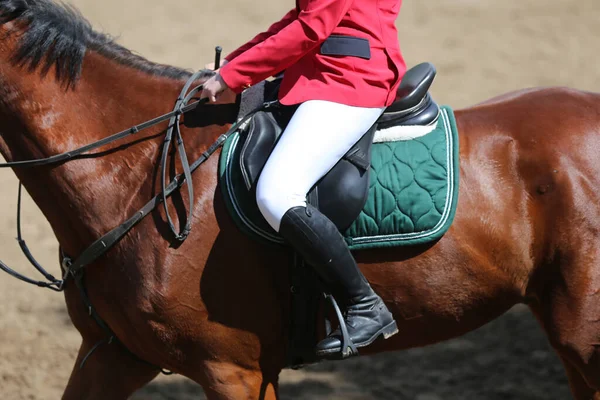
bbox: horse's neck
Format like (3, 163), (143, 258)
(0, 51), (219, 255)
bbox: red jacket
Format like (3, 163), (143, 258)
(219, 0), (406, 108)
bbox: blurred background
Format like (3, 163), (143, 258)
(1, 0), (599, 398)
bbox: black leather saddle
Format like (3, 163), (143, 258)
(240, 62), (440, 230)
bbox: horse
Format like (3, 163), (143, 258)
(1, 1), (599, 399)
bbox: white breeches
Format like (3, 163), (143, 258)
(256, 100), (385, 232)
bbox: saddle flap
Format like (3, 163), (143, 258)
(309, 124), (376, 230)
(239, 111), (283, 190)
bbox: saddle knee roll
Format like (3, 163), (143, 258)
(239, 102), (376, 232)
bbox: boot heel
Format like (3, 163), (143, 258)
(382, 321), (399, 339)
(352, 320), (398, 348)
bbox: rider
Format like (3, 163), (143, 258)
(201, 0), (407, 356)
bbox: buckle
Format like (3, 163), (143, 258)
(61, 256), (73, 275)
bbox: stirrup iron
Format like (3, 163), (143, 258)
(325, 294), (359, 359)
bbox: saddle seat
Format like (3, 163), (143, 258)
(240, 62), (440, 231)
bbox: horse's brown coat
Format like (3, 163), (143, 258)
(1, 20), (600, 400)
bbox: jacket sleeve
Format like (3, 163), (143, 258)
(224, 8), (299, 62)
(220, 0), (355, 93)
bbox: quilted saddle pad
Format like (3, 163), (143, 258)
(219, 106), (459, 250)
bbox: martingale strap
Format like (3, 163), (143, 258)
(0, 71), (202, 289)
(0, 66), (272, 374)
(69, 100), (274, 274)
(67, 127), (234, 275)
(0, 70), (209, 290)
(0, 69), (267, 288)
(61, 105), (263, 373)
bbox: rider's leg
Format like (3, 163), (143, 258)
(256, 100), (398, 356)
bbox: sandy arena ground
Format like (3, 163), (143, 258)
(1, 0), (599, 398)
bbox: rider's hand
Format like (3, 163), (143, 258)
(204, 59), (229, 71)
(200, 72), (231, 104)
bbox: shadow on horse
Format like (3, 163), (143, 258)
(1, 1), (599, 399)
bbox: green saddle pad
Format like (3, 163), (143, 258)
(219, 106), (459, 250)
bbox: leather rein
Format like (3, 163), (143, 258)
(0, 43), (276, 373)
(0, 67), (272, 374)
(0, 68), (263, 293)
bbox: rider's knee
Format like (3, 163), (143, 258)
(256, 175), (306, 231)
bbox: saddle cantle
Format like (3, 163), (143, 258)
(239, 62), (440, 230)
(379, 62), (439, 128)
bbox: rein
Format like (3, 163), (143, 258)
(0, 68), (270, 373)
(0, 69), (206, 289)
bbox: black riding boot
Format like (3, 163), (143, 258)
(279, 205), (398, 357)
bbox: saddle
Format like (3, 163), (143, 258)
(240, 62), (440, 230)
(211, 62), (449, 368)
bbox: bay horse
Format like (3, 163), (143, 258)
(1, 1), (599, 399)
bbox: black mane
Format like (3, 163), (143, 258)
(0, 0), (194, 87)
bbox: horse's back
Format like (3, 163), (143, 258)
(453, 86), (600, 293)
(472, 87), (600, 185)
(461, 86), (600, 135)
(457, 86), (600, 180)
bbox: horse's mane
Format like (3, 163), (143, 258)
(0, 0), (194, 87)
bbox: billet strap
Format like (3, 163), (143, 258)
(343, 147), (371, 171)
